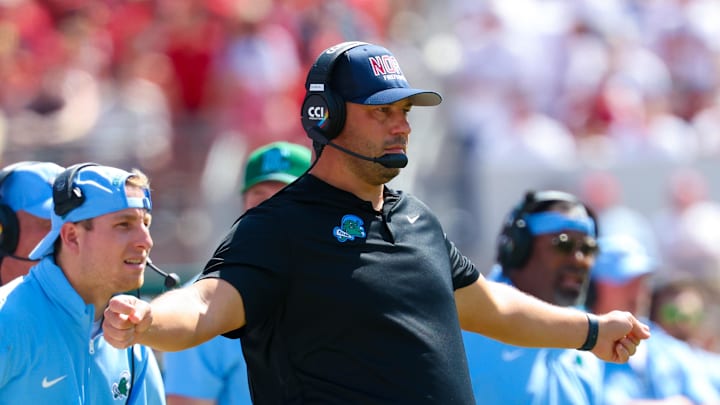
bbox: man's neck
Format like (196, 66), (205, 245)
(0, 261), (28, 287)
(311, 160), (385, 211)
(59, 258), (112, 322)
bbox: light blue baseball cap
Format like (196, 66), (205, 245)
(29, 165), (151, 260)
(0, 161), (65, 219)
(592, 234), (655, 284)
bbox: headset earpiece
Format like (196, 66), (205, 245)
(301, 41), (369, 144)
(301, 92), (344, 145)
(53, 162), (100, 218)
(497, 199), (534, 270)
(0, 204), (19, 255)
(497, 190), (595, 271)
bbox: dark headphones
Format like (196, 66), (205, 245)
(496, 190), (598, 270)
(52, 162), (100, 218)
(0, 162), (41, 255)
(300, 41), (369, 146)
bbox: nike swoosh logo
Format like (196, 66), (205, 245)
(501, 349), (523, 362)
(42, 375), (67, 388)
(407, 215), (420, 224)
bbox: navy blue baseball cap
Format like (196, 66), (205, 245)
(330, 43), (442, 106)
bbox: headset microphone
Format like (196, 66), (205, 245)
(146, 258), (180, 289)
(374, 153), (409, 169)
(130, 259), (179, 405)
(324, 140), (408, 169)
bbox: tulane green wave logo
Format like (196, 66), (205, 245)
(112, 370), (132, 399)
(333, 214), (366, 242)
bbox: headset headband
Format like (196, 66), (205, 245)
(53, 162), (100, 217)
(305, 41), (370, 93)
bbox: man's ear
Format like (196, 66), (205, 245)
(59, 222), (81, 254)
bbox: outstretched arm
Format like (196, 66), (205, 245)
(103, 278), (245, 352)
(455, 276), (650, 363)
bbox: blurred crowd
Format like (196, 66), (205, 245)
(1, 0), (719, 351)
(0, 0), (413, 264)
(447, 0), (720, 168)
(440, 0), (720, 355)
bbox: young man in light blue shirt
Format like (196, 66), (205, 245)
(0, 163), (165, 404)
(464, 190), (604, 405)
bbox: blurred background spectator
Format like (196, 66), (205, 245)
(579, 169), (659, 259)
(652, 167), (720, 285)
(649, 278), (720, 393)
(650, 278), (715, 351)
(588, 234), (720, 404)
(0, 2), (718, 357)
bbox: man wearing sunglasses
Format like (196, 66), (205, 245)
(463, 190), (604, 405)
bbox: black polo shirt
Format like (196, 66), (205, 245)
(201, 174), (479, 404)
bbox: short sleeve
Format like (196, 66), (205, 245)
(445, 236), (480, 290)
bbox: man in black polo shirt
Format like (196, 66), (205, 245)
(104, 41), (650, 404)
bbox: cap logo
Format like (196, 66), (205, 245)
(369, 55), (406, 82)
(110, 175), (125, 188)
(54, 178), (66, 193)
(260, 149), (291, 175)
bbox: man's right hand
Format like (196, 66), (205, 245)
(103, 294), (152, 349)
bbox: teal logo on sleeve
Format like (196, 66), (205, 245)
(333, 214), (366, 242)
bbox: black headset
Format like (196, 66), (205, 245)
(496, 190), (598, 270)
(52, 162), (100, 218)
(300, 41), (369, 147)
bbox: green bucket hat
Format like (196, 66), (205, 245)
(242, 142), (312, 193)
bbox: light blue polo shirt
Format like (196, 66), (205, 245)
(463, 268), (603, 405)
(163, 274), (252, 405)
(602, 322), (720, 404)
(0, 257), (165, 404)
(163, 335), (251, 405)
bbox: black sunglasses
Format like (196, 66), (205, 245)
(551, 233), (599, 257)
